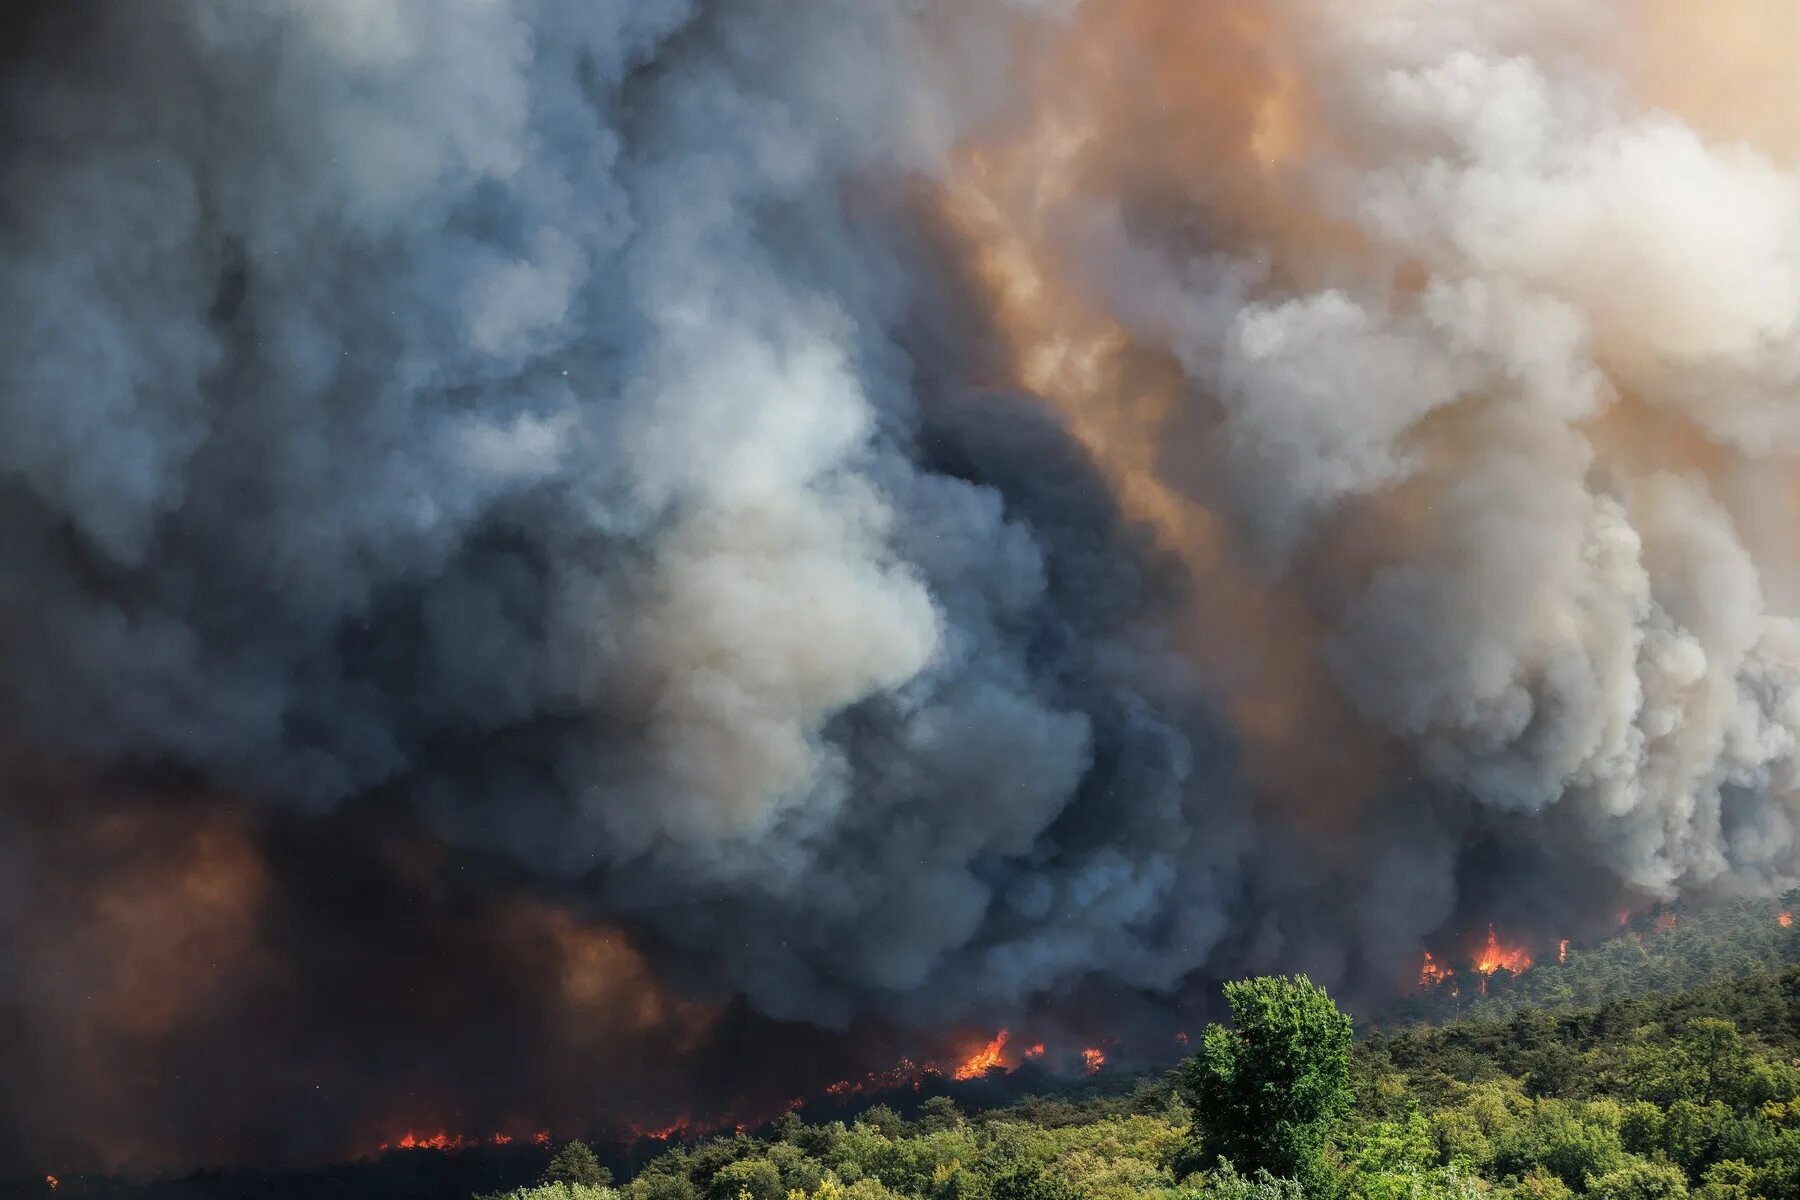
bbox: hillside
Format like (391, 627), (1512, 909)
(18, 900), (1800, 1200)
(548, 954), (1800, 1200)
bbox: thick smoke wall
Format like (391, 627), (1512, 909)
(4, 0), (1800, 1175)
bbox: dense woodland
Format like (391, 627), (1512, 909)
(484, 899), (1800, 1200)
(17, 900), (1800, 1200)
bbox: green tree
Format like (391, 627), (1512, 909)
(987, 1165), (1076, 1200)
(1694, 1159), (1756, 1200)
(1679, 1020), (1749, 1108)
(1192, 1162), (1307, 1200)
(1586, 1160), (1689, 1200)
(707, 1159), (784, 1200)
(1179, 975), (1354, 1183)
(545, 1142), (613, 1189)
(859, 1106), (906, 1140)
(1523, 1043), (1581, 1099)
(627, 1172), (699, 1200)
(916, 1096), (964, 1134)
(1492, 1106), (1626, 1191)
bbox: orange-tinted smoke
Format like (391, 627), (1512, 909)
(1630, 1), (1800, 166)
(12, 798), (273, 1171)
(936, 0), (1389, 830)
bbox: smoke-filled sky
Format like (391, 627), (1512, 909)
(5, 0), (1800, 1176)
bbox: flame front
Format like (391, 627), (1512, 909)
(953, 1031), (1010, 1080)
(1559, 938), (1570, 964)
(1473, 926), (1533, 976)
(1082, 1048), (1106, 1074)
(1781, 911), (1793, 928)
(377, 1129), (538, 1154)
(631, 1118), (692, 1142)
(45, 1177), (57, 1192)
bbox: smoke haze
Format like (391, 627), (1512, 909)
(3, 0), (1799, 1175)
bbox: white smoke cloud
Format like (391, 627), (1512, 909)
(1060, 0), (1800, 904)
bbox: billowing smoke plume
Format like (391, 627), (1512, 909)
(2, 0), (1798, 1175)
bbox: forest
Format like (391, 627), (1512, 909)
(16, 900), (1800, 1200)
(483, 900), (1800, 1200)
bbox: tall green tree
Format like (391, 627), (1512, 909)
(1179, 974), (1355, 1183)
(544, 1140), (612, 1189)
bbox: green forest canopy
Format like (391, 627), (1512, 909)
(480, 898), (1800, 1200)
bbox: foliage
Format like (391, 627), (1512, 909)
(547, 1143), (614, 1189)
(486, 1186), (619, 1200)
(1179, 974), (1355, 1184)
(461, 902), (1800, 1200)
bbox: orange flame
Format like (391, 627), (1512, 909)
(378, 1128), (532, 1153)
(386, 1131), (468, 1152)
(825, 1057), (929, 1100)
(45, 1177), (58, 1192)
(1417, 950), (1454, 989)
(1653, 912), (1679, 934)
(534, 1131), (551, 1146)
(1082, 1047), (1106, 1074)
(1473, 926), (1533, 976)
(1024, 1042), (1046, 1058)
(953, 1030), (1011, 1080)
(1558, 938), (1569, 963)
(1780, 911), (1793, 928)
(631, 1118), (692, 1142)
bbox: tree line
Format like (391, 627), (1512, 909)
(483, 906), (1800, 1200)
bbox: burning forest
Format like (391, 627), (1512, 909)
(8, 0), (1800, 1181)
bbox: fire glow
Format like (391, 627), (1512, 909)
(1473, 926), (1533, 976)
(1417, 950), (1453, 989)
(377, 1130), (547, 1154)
(953, 1031), (1011, 1080)
(630, 1119), (693, 1142)
(360, 1030), (1116, 1162)
(1417, 926), (1546, 993)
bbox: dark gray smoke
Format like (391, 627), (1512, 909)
(3, 0), (1795, 1176)
(0, 0), (1242, 1007)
